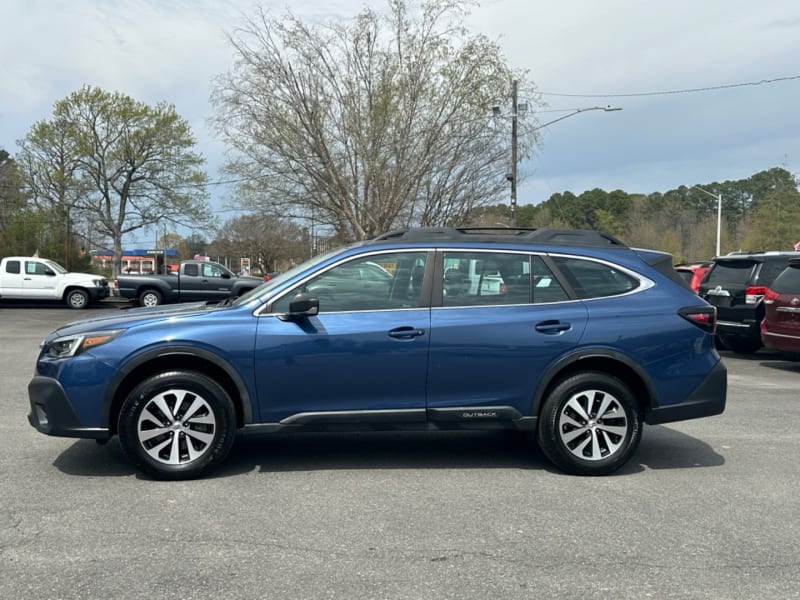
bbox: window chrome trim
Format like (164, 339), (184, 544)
(545, 252), (655, 299)
(255, 248), (435, 317)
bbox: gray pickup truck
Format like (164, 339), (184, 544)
(115, 260), (263, 307)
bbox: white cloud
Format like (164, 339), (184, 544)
(1, 0), (798, 217)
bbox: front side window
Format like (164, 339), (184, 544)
(550, 256), (639, 299)
(272, 252), (427, 314)
(202, 263), (227, 278)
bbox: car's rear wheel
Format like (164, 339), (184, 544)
(139, 289), (162, 307)
(118, 370), (236, 480)
(537, 372), (642, 476)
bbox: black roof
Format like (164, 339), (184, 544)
(371, 227), (628, 248)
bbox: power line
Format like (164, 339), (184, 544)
(539, 74), (800, 99)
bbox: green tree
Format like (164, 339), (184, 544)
(210, 0), (541, 241)
(741, 185), (800, 251)
(16, 86), (214, 277)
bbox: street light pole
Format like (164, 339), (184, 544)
(509, 79), (518, 223)
(496, 86), (622, 225)
(692, 185), (722, 256)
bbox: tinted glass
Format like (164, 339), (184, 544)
(771, 265), (800, 294)
(550, 257), (638, 299)
(704, 260), (756, 286)
(756, 258), (792, 286)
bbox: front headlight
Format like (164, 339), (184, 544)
(93, 279), (107, 287)
(47, 329), (125, 358)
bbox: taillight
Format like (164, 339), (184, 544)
(763, 288), (780, 304)
(745, 285), (768, 304)
(679, 306), (717, 333)
(499, 283), (507, 295)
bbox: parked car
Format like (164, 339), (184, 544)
(761, 257), (800, 357)
(674, 262), (712, 293)
(0, 256), (109, 309)
(28, 227), (726, 480)
(115, 260), (263, 307)
(698, 251), (800, 353)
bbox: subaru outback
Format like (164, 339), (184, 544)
(28, 227), (726, 479)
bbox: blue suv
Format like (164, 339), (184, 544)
(28, 227), (726, 479)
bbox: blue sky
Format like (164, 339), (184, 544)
(2, 0), (799, 244)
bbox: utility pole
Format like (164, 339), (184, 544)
(509, 79), (518, 224)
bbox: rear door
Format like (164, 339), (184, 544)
(427, 251), (587, 416)
(0, 259), (24, 298)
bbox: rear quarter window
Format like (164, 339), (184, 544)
(550, 256), (639, 299)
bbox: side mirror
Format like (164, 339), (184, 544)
(280, 292), (319, 320)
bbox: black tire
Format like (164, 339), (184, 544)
(118, 370), (237, 480)
(138, 289), (162, 308)
(66, 288), (90, 309)
(537, 372), (642, 476)
(718, 333), (761, 355)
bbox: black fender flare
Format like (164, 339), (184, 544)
(530, 348), (660, 416)
(100, 344), (254, 428)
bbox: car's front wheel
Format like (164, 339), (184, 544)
(118, 370), (237, 480)
(537, 372), (642, 476)
(65, 289), (90, 309)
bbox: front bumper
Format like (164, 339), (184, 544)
(645, 360), (727, 425)
(28, 376), (111, 440)
(90, 286), (111, 301)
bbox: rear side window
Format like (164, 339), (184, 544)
(4, 260), (20, 274)
(756, 259), (791, 286)
(550, 256), (639, 299)
(771, 265), (800, 293)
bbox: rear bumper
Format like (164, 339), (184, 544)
(646, 360), (727, 425)
(27, 376), (110, 440)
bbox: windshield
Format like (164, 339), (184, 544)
(43, 259), (68, 274)
(230, 245), (351, 307)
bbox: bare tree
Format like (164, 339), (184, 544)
(211, 0), (540, 241)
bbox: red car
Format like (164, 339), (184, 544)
(674, 262), (712, 293)
(761, 258), (800, 356)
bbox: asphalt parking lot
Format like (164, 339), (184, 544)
(2, 302), (799, 599)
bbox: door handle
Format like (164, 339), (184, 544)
(535, 320), (571, 335)
(388, 326), (426, 339)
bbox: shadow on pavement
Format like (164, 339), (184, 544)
(52, 425), (724, 479)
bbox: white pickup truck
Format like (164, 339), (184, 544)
(0, 256), (110, 309)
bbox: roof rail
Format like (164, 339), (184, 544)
(371, 227), (627, 248)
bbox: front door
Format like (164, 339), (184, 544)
(253, 251), (431, 423)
